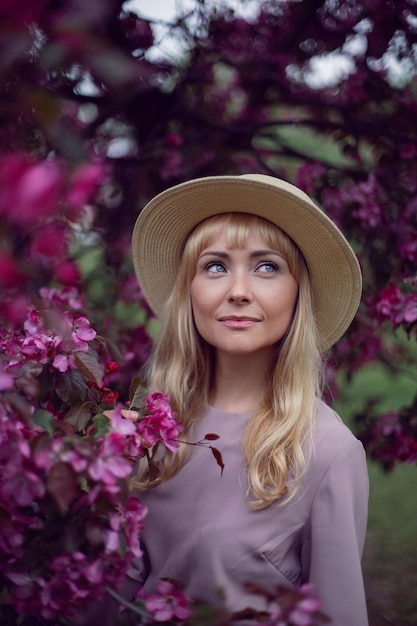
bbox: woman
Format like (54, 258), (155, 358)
(102, 174), (369, 625)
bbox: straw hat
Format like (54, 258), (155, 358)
(131, 174), (362, 351)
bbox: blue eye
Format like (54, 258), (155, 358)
(206, 262), (226, 273)
(257, 262), (278, 273)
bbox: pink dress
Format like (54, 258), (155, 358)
(130, 400), (369, 625)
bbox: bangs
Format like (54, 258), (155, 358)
(183, 212), (306, 280)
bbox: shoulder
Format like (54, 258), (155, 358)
(308, 398), (366, 476)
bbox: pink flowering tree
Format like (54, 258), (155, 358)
(0, 0), (416, 622)
(0, 283), (182, 622)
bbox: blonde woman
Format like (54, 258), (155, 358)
(95, 175), (369, 625)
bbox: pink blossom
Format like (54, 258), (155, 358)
(147, 392), (176, 419)
(0, 252), (24, 289)
(400, 143), (417, 159)
(13, 302), (98, 374)
(62, 448), (89, 473)
(68, 161), (105, 210)
(105, 529), (121, 552)
(295, 162), (326, 195)
(371, 409), (417, 468)
(341, 174), (384, 228)
(379, 412), (402, 437)
(0, 516), (25, 554)
(54, 259), (81, 286)
(30, 222), (70, 262)
(164, 132), (183, 147)
(53, 353), (70, 372)
(124, 497), (147, 557)
(145, 580), (193, 622)
(160, 150), (183, 181)
(72, 316), (97, 345)
(352, 201), (381, 228)
(82, 559), (105, 585)
(399, 237), (417, 263)
(0, 369), (14, 390)
(375, 283), (417, 327)
(39, 286), (84, 310)
(1, 468), (46, 506)
(0, 294), (31, 326)
(288, 608), (315, 625)
(88, 434), (132, 485)
(32, 437), (63, 471)
(109, 405), (137, 436)
(138, 392), (183, 452)
(138, 412), (183, 452)
(0, 153), (63, 227)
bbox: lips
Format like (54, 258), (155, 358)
(217, 315), (260, 328)
(218, 316), (260, 322)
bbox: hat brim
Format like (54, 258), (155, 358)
(132, 174), (362, 352)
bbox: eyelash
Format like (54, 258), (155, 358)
(205, 262), (226, 273)
(258, 262), (279, 273)
(204, 261), (279, 273)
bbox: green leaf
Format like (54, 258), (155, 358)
(33, 409), (55, 433)
(93, 413), (110, 438)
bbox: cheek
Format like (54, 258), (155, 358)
(190, 280), (214, 314)
(191, 299), (211, 324)
(190, 284), (207, 325)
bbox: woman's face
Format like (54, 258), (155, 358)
(190, 222), (299, 362)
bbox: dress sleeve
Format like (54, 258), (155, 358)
(301, 439), (369, 626)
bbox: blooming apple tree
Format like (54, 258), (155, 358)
(0, 0), (416, 622)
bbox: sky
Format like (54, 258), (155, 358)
(122, 0), (410, 87)
(123, 0), (354, 86)
(125, 0), (259, 21)
(123, 0), (262, 59)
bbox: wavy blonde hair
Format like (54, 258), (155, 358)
(136, 213), (323, 509)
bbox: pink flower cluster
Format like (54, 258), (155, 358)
(375, 283), (417, 328)
(103, 392), (183, 464)
(0, 153), (104, 228)
(0, 393), (149, 618)
(139, 392), (184, 453)
(0, 153), (105, 307)
(0, 286), (186, 622)
(1, 293), (97, 394)
(368, 409), (417, 470)
(140, 580), (193, 622)
(342, 174), (383, 228)
(244, 583), (328, 626)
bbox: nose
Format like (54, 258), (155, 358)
(227, 271), (253, 304)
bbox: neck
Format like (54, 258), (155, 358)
(209, 350), (273, 414)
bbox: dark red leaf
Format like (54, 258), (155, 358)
(47, 461), (78, 513)
(74, 351), (103, 386)
(129, 375), (148, 408)
(204, 433), (220, 440)
(56, 369), (87, 404)
(210, 446), (224, 476)
(64, 403), (92, 431)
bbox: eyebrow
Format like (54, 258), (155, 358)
(198, 249), (285, 260)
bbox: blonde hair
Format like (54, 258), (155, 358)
(137, 213), (323, 509)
